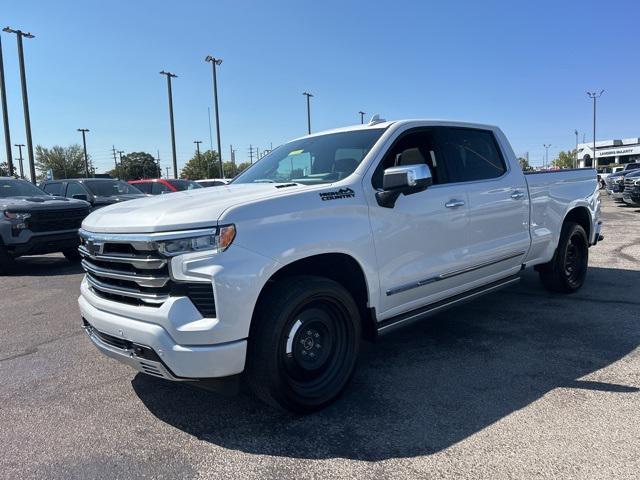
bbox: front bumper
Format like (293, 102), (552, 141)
(1, 229), (80, 257)
(79, 287), (247, 379)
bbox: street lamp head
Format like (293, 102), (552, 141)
(302, 91), (313, 97)
(23, 33), (35, 39)
(2, 27), (14, 33)
(160, 70), (177, 78)
(205, 56), (223, 65)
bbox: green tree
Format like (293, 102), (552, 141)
(236, 162), (252, 174)
(552, 150), (576, 169)
(109, 152), (160, 180)
(35, 144), (87, 180)
(0, 162), (10, 176)
(180, 150), (222, 179)
(517, 156), (532, 172)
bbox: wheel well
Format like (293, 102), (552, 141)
(253, 253), (376, 340)
(564, 207), (591, 240)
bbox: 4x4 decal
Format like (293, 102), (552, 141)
(319, 188), (355, 201)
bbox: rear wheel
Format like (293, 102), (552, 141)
(246, 275), (361, 413)
(538, 221), (589, 293)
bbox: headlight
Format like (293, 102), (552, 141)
(4, 211), (31, 221)
(156, 225), (236, 256)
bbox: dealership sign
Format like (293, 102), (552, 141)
(597, 146), (640, 157)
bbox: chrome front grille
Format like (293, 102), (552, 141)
(78, 230), (216, 316)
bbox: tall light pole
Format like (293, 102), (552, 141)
(14, 143), (24, 178)
(303, 91), (313, 135)
(574, 130), (579, 168)
(194, 140), (202, 177)
(77, 128), (90, 177)
(358, 111), (366, 124)
(0, 34), (13, 176)
(205, 56), (224, 179)
(543, 144), (551, 169)
(587, 90), (604, 169)
(3, 27), (35, 182)
(160, 70), (178, 179)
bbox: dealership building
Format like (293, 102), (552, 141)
(576, 138), (640, 168)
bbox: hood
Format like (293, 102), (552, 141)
(82, 183), (307, 233)
(0, 195), (90, 212)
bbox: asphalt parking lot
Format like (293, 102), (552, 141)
(1, 196), (638, 479)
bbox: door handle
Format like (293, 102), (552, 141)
(511, 191), (525, 200)
(445, 199), (465, 208)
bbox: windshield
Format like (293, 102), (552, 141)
(233, 129), (385, 185)
(0, 179), (49, 198)
(167, 179), (203, 191)
(84, 180), (143, 196)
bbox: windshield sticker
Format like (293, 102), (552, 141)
(288, 149), (305, 156)
(319, 188), (355, 201)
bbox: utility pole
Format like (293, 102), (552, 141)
(0, 34), (14, 176)
(587, 90), (604, 169)
(77, 128), (90, 177)
(3, 27), (35, 182)
(156, 150), (161, 177)
(574, 130), (579, 168)
(543, 144), (551, 169)
(165, 166), (169, 179)
(205, 55), (224, 179)
(118, 150), (124, 179)
(248, 144), (254, 164)
(14, 143), (24, 178)
(159, 70), (178, 179)
(358, 111), (366, 124)
(111, 145), (118, 171)
(302, 92), (313, 135)
(194, 140), (202, 177)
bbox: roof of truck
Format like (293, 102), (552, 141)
(294, 118), (500, 142)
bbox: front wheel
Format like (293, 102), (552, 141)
(538, 221), (589, 293)
(63, 248), (82, 262)
(246, 275), (361, 413)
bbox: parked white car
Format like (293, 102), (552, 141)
(78, 119), (602, 412)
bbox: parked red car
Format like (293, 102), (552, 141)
(128, 178), (203, 195)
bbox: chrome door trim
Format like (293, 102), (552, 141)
(386, 250), (526, 296)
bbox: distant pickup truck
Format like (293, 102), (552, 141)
(77, 119), (602, 412)
(0, 177), (90, 273)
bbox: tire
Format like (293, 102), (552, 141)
(246, 275), (361, 413)
(63, 248), (82, 262)
(538, 221), (589, 293)
(0, 244), (14, 275)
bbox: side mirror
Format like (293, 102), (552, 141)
(72, 194), (88, 202)
(376, 164), (433, 208)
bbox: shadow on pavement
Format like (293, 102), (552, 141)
(3, 255), (84, 277)
(133, 267), (640, 461)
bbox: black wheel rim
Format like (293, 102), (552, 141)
(280, 296), (355, 401)
(563, 232), (587, 287)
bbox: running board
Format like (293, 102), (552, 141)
(376, 275), (521, 335)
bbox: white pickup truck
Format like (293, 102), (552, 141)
(78, 119), (602, 412)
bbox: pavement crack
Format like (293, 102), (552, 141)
(0, 331), (83, 363)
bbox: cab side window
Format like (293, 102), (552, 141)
(372, 129), (446, 189)
(152, 182), (171, 195)
(134, 182), (152, 194)
(65, 182), (87, 198)
(439, 128), (506, 182)
(43, 182), (62, 195)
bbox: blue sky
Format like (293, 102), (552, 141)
(1, 0), (638, 174)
